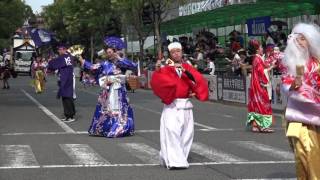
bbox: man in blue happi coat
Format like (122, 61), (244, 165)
(48, 44), (76, 122)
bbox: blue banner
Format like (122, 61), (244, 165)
(246, 16), (271, 36)
(28, 28), (53, 47)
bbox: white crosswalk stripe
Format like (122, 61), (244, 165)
(191, 142), (246, 162)
(59, 144), (110, 165)
(0, 141), (295, 169)
(0, 145), (39, 168)
(235, 178), (296, 180)
(119, 143), (159, 164)
(231, 141), (294, 160)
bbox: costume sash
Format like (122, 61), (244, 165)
(99, 75), (126, 112)
(285, 94), (320, 126)
(166, 98), (193, 110)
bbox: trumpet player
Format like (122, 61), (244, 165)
(151, 42), (208, 169)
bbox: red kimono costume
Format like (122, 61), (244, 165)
(247, 54), (273, 129)
(282, 57), (320, 179)
(151, 63), (208, 169)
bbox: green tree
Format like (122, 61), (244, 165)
(113, 0), (186, 59)
(0, 0), (33, 49)
(112, 0), (152, 60)
(148, 0), (187, 57)
(43, 0), (120, 60)
(42, 0), (68, 41)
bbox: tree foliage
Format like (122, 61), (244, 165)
(43, 0), (121, 54)
(43, 0), (186, 58)
(112, 0), (152, 58)
(0, 0), (33, 49)
(113, 0), (185, 58)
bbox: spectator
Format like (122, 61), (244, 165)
(203, 57), (215, 75)
(265, 33), (276, 48)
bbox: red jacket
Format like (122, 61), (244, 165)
(151, 63), (208, 105)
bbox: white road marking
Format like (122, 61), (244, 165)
(81, 88), (284, 118)
(59, 144), (110, 165)
(192, 142), (246, 162)
(0, 145), (39, 168)
(235, 178), (296, 180)
(4, 128), (276, 136)
(119, 143), (159, 164)
(132, 104), (217, 130)
(0, 160), (294, 169)
(135, 129), (160, 133)
(80, 88), (218, 130)
(21, 89), (75, 133)
(231, 141), (294, 160)
(223, 114), (233, 118)
(194, 122), (217, 129)
(2, 132), (72, 135)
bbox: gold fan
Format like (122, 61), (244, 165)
(68, 45), (84, 58)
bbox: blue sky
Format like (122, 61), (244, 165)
(25, 0), (54, 14)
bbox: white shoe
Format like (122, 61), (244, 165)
(62, 118), (76, 123)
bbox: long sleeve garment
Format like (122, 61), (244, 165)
(83, 58), (137, 138)
(283, 57), (320, 180)
(48, 54), (75, 98)
(151, 63), (208, 105)
(282, 57), (320, 126)
(247, 54), (273, 128)
(83, 58), (137, 85)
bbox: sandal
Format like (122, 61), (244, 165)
(251, 126), (260, 133)
(259, 128), (274, 133)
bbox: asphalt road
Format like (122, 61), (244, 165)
(0, 75), (296, 180)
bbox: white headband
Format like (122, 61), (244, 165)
(168, 42), (182, 51)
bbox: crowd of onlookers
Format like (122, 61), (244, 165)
(142, 27), (288, 77)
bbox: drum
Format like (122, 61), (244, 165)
(127, 76), (139, 90)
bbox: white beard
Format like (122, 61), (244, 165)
(283, 37), (309, 76)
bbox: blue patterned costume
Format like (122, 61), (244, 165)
(83, 58), (137, 137)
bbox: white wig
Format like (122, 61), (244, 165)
(283, 23), (320, 75)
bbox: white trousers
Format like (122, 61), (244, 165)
(159, 99), (194, 168)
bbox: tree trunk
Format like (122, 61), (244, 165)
(139, 38), (145, 62)
(90, 35), (94, 62)
(154, 8), (162, 59)
(138, 38), (146, 76)
(123, 26), (128, 55)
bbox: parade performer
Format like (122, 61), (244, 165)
(79, 37), (137, 138)
(246, 39), (274, 133)
(31, 56), (47, 93)
(151, 42), (208, 169)
(282, 23), (320, 179)
(264, 46), (277, 101)
(0, 60), (11, 89)
(80, 69), (96, 87)
(48, 44), (76, 123)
